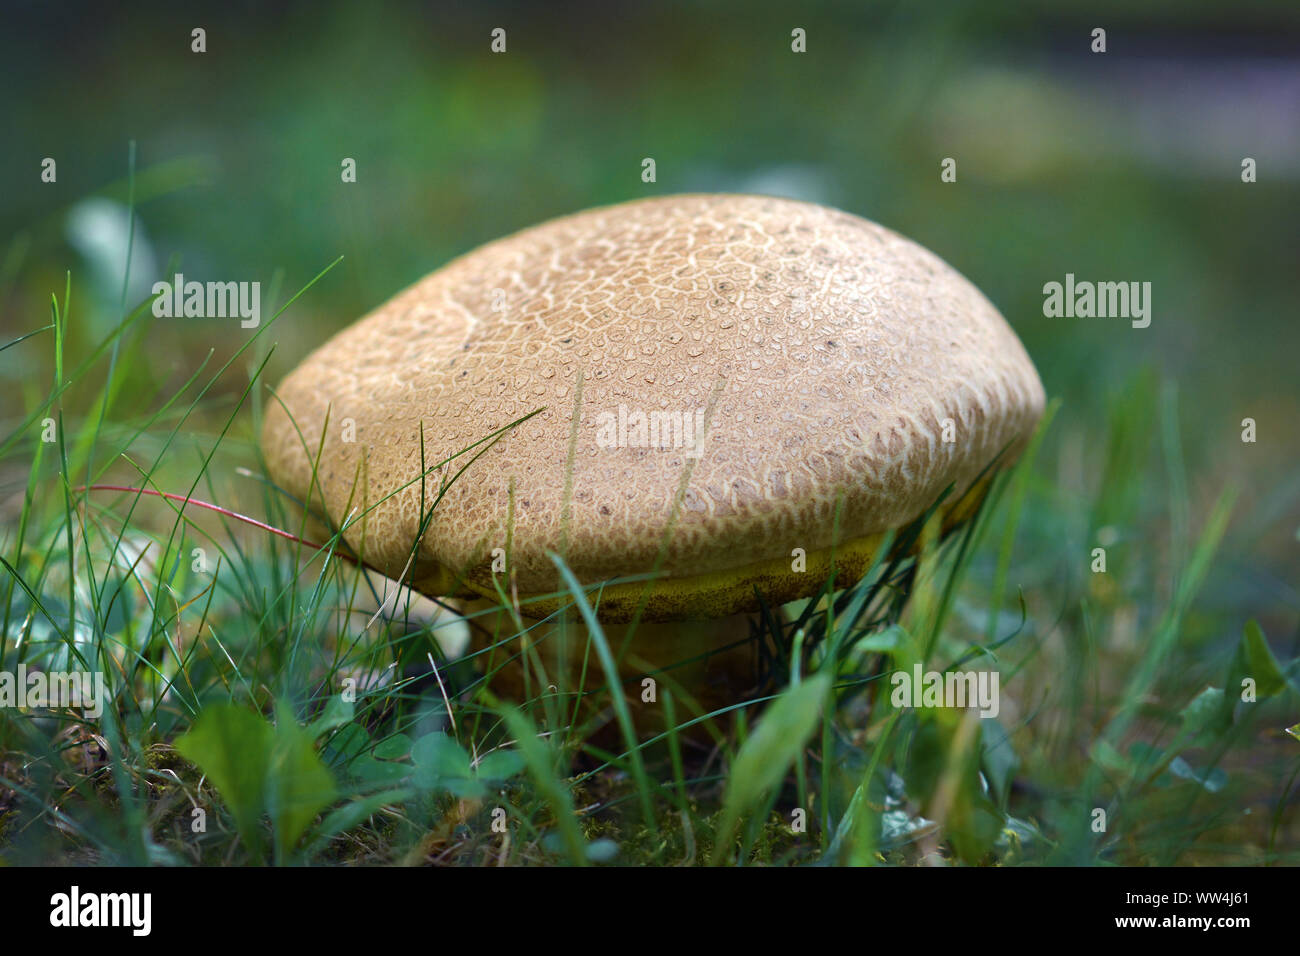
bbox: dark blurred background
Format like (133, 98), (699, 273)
(2, 0), (1298, 617)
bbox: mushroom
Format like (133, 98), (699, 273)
(262, 194), (1044, 717)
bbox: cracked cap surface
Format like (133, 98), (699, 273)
(262, 194), (1045, 619)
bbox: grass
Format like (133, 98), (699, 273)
(0, 200), (1297, 867)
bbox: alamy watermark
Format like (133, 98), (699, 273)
(890, 664), (1000, 719)
(150, 272), (261, 327)
(50, 886), (151, 936)
(594, 404), (708, 458)
(0, 665), (107, 719)
(1042, 273), (1151, 328)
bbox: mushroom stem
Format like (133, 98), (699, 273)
(455, 599), (759, 737)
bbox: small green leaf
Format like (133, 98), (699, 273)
(306, 696), (354, 741)
(372, 733), (413, 761)
(175, 703), (274, 856)
(411, 732), (473, 792)
(948, 790), (1003, 864)
(1241, 619), (1287, 698)
(323, 723), (371, 768)
(1168, 756), (1226, 793)
(980, 718), (1019, 808)
(176, 702), (338, 861)
(476, 749), (525, 782)
(444, 777), (488, 799)
(854, 625), (907, 655)
(352, 756), (411, 787)
(266, 707), (338, 859)
(908, 716), (951, 798)
(1181, 686), (1228, 741)
(711, 673), (831, 864)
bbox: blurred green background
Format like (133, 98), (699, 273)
(1, 0), (1299, 866)
(2, 0), (1298, 663)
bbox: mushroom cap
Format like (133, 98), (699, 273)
(262, 194), (1044, 620)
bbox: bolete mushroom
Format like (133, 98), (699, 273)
(262, 194), (1044, 713)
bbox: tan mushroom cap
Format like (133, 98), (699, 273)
(262, 194), (1044, 621)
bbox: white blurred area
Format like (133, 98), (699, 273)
(64, 198), (160, 327)
(341, 568), (471, 661)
